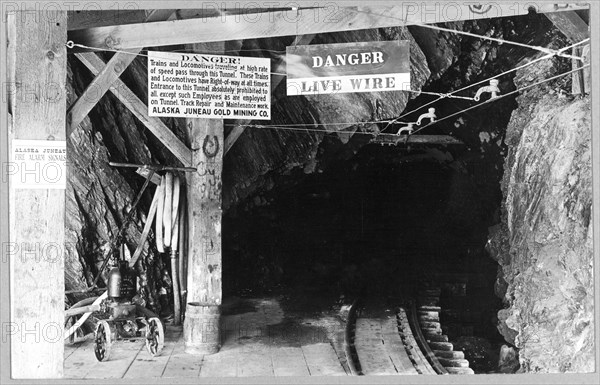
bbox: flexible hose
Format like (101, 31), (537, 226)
(163, 172), (173, 247)
(178, 190), (187, 300)
(171, 175), (182, 324)
(64, 303), (101, 318)
(64, 291), (107, 340)
(129, 187), (160, 267)
(67, 296), (96, 310)
(156, 175), (166, 252)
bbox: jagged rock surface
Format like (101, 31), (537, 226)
(487, 58), (594, 373)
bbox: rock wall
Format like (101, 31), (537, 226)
(64, 54), (183, 310)
(487, 58), (594, 373)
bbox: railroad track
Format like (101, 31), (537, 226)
(416, 287), (475, 374)
(344, 295), (474, 376)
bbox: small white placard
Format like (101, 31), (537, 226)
(148, 51), (271, 120)
(10, 140), (67, 189)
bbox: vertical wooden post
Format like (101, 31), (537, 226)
(183, 43), (224, 355)
(543, 11), (590, 96)
(7, 10), (67, 378)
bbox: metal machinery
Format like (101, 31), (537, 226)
(93, 258), (164, 361)
(63, 162), (196, 362)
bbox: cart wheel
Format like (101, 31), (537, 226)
(145, 317), (164, 357)
(94, 320), (113, 362)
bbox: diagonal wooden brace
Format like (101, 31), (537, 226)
(67, 49), (139, 131)
(67, 10), (176, 132)
(75, 52), (192, 166)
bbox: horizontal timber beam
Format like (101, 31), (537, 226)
(544, 11), (589, 42)
(372, 135), (463, 145)
(75, 52), (192, 165)
(69, 4), (588, 50)
(136, 168), (161, 185)
(67, 7), (305, 30)
(67, 10), (148, 30)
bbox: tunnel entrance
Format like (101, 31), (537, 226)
(223, 139), (506, 372)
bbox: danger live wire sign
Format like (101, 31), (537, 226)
(148, 51), (271, 120)
(286, 41), (410, 96)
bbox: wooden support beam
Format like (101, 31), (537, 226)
(68, 4), (589, 50)
(572, 43), (590, 95)
(371, 134), (464, 145)
(543, 11), (590, 95)
(67, 7), (298, 30)
(74, 52), (192, 165)
(224, 124), (248, 156)
(544, 11), (589, 42)
(183, 42), (225, 355)
(67, 49), (138, 131)
(224, 34), (316, 155)
(136, 168), (161, 185)
(67, 9), (176, 133)
(8, 10), (67, 378)
(67, 9), (148, 30)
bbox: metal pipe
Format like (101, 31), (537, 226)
(109, 161), (197, 172)
(171, 252), (181, 325)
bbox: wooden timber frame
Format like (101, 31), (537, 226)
(7, 10), (67, 378)
(4, 2), (590, 378)
(543, 11), (590, 94)
(183, 42), (226, 355)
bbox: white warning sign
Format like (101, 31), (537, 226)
(148, 51), (271, 120)
(9, 140), (67, 189)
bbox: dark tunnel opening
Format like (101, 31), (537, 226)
(223, 141), (507, 372)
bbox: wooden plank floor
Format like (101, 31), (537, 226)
(64, 298), (347, 378)
(353, 309), (420, 375)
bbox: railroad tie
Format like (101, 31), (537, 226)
(445, 367), (475, 375)
(417, 287), (474, 375)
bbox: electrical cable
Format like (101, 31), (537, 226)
(64, 17), (590, 139)
(388, 38), (589, 127)
(66, 41), (287, 76)
(242, 65), (587, 138)
(409, 64), (590, 135)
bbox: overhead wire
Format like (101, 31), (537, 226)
(240, 65), (587, 138)
(64, 8), (590, 139)
(225, 38), (588, 133)
(409, 64), (590, 136)
(65, 41), (288, 76)
(385, 38), (589, 129)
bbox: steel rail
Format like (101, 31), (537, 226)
(406, 300), (449, 374)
